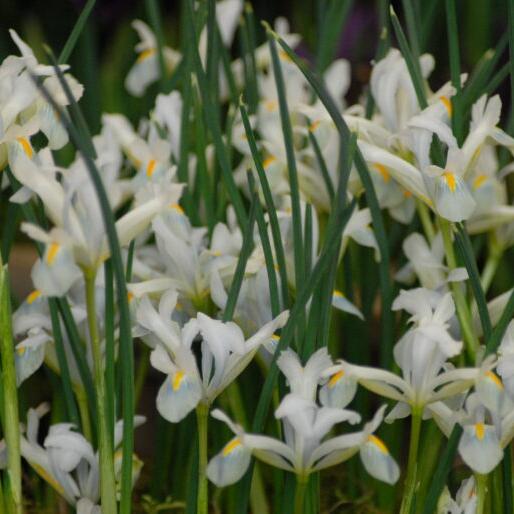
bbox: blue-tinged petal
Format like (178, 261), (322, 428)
(207, 437), (251, 487)
(458, 423), (503, 474)
(359, 435), (400, 484)
(156, 371), (202, 423)
(435, 172), (476, 222)
(319, 368), (358, 409)
(331, 290), (363, 319)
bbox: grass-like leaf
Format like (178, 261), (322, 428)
(33, 65), (135, 514)
(58, 0), (97, 64)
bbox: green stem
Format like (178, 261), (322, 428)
(294, 475), (308, 514)
(400, 407), (422, 514)
(196, 403), (209, 514)
(134, 345), (150, 409)
(0, 265), (22, 514)
(480, 243), (503, 294)
(84, 269), (117, 513)
(75, 386), (92, 441)
(416, 200), (435, 243)
(439, 219), (479, 360)
(476, 473), (488, 514)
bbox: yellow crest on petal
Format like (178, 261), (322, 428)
(367, 435), (389, 454)
(222, 437), (242, 457)
(328, 370), (345, 389)
(442, 172), (457, 193)
(27, 289), (42, 304)
(439, 96), (453, 117)
(16, 137), (33, 159)
(46, 243), (60, 266)
(474, 423), (485, 441)
(172, 371), (185, 391)
(137, 48), (156, 63)
(485, 370), (504, 390)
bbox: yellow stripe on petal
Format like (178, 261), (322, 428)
(146, 159), (157, 177)
(485, 371), (504, 390)
(309, 120), (321, 132)
(263, 155), (276, 169)
(368, 435), (389, 454)
(137, 48), (156, 63)
(442, 172), (457, 193)
(373, 163), (391, 183)
(127, 291), (135, 303)
(46, 243), (60, 265)
(472, 174), (488, 190)
(440, 96), (453, 117)
(27, 289), (42, 304)
(328, 370), (345, 388)
(170, 203), (185, 215)
(17, 137), (33, 159)
(172, 371), (185, 391)
(474, 423), (485, 440)
(16, 346), (26, 356)
(222, 437), (242, 457)
(333, 289), (345, 298)
(264, 100), (278, 112)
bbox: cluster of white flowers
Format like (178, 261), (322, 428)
(2, 1), (514, 512)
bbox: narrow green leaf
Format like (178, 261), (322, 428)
(222, 195), (257, 322)
(239, 101), (290, 308)
(315, 0), (353, 72)
(389, 7), (428, 109)
(444, 0), (464, 144)
(48, 299), (80, 426)
(33, 66), (135, 514)
(421, 425), (462, 514)
(307, 128), (335, 200)
(400, 0), (421, 58)
(268, 35), (305, 336)
(58, 0), (97, 64)
(0, 265), (22, 514)
(184, 0), (247, 228)
(104, 260), (116, 444)
(269, 28), (394, 367)
(454, 226), (492, 340)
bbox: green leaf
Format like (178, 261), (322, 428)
(58, 0), (97, 64)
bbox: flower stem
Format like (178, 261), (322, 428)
(400, 407), (423, 514)
(416, 200), (436, 243)
(480, 241), (503, 294)
(75, 386), (93, 441)
(476, 473), (488, 514)
(196, 403), (209, 514)
(439, 219), (479, 360)
(294, 475), (308, 514)
(84, 269), (117, 514)
(0, 265), (22, 514)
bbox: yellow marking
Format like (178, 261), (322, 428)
(474, 423), (485, 440)
(16, 137), (33, 159)
(442, 172), (457, 193)
(137, 48), (156, 63)
(279, 49), (292, 62)
(46, 243), (60, 265)
(328, 370), (345, 388)
(271, 334), (280, 342)
(373, 163), (390, 183)
(263, 155), (276, 169)
(440, 96), (453, 117)
(403, 190), (413, 198)
(223, 437), (242, 456)
(309, 120), (321, 132)
(127, 291), (135, 303)
(31, 463), (65, 496)
(264, 99), (278, 112)
(211, 250), (222, 257)
(333, 289), (345, 298)
(485, 370), (504, 390)
(172, 371), (185, 391)
(473, 174), (487, 190)
(16, 346), (26, 356)
(367, 435), (389, 454)
(170, 203), (185, 215)
(146, 159), (157, 177)
(27, 290), (42, 304)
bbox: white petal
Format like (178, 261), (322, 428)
(207, 436), (251, 487)
(359, 436), (400, 484)
(156, 373), (203, 423)
(458, 424), (503, 474)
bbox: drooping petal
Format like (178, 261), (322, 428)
(206, 437), (252, 487)
(359, 435), (400, 484)
(458, 423), (503, 474)
(156, 371), (203, 423)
